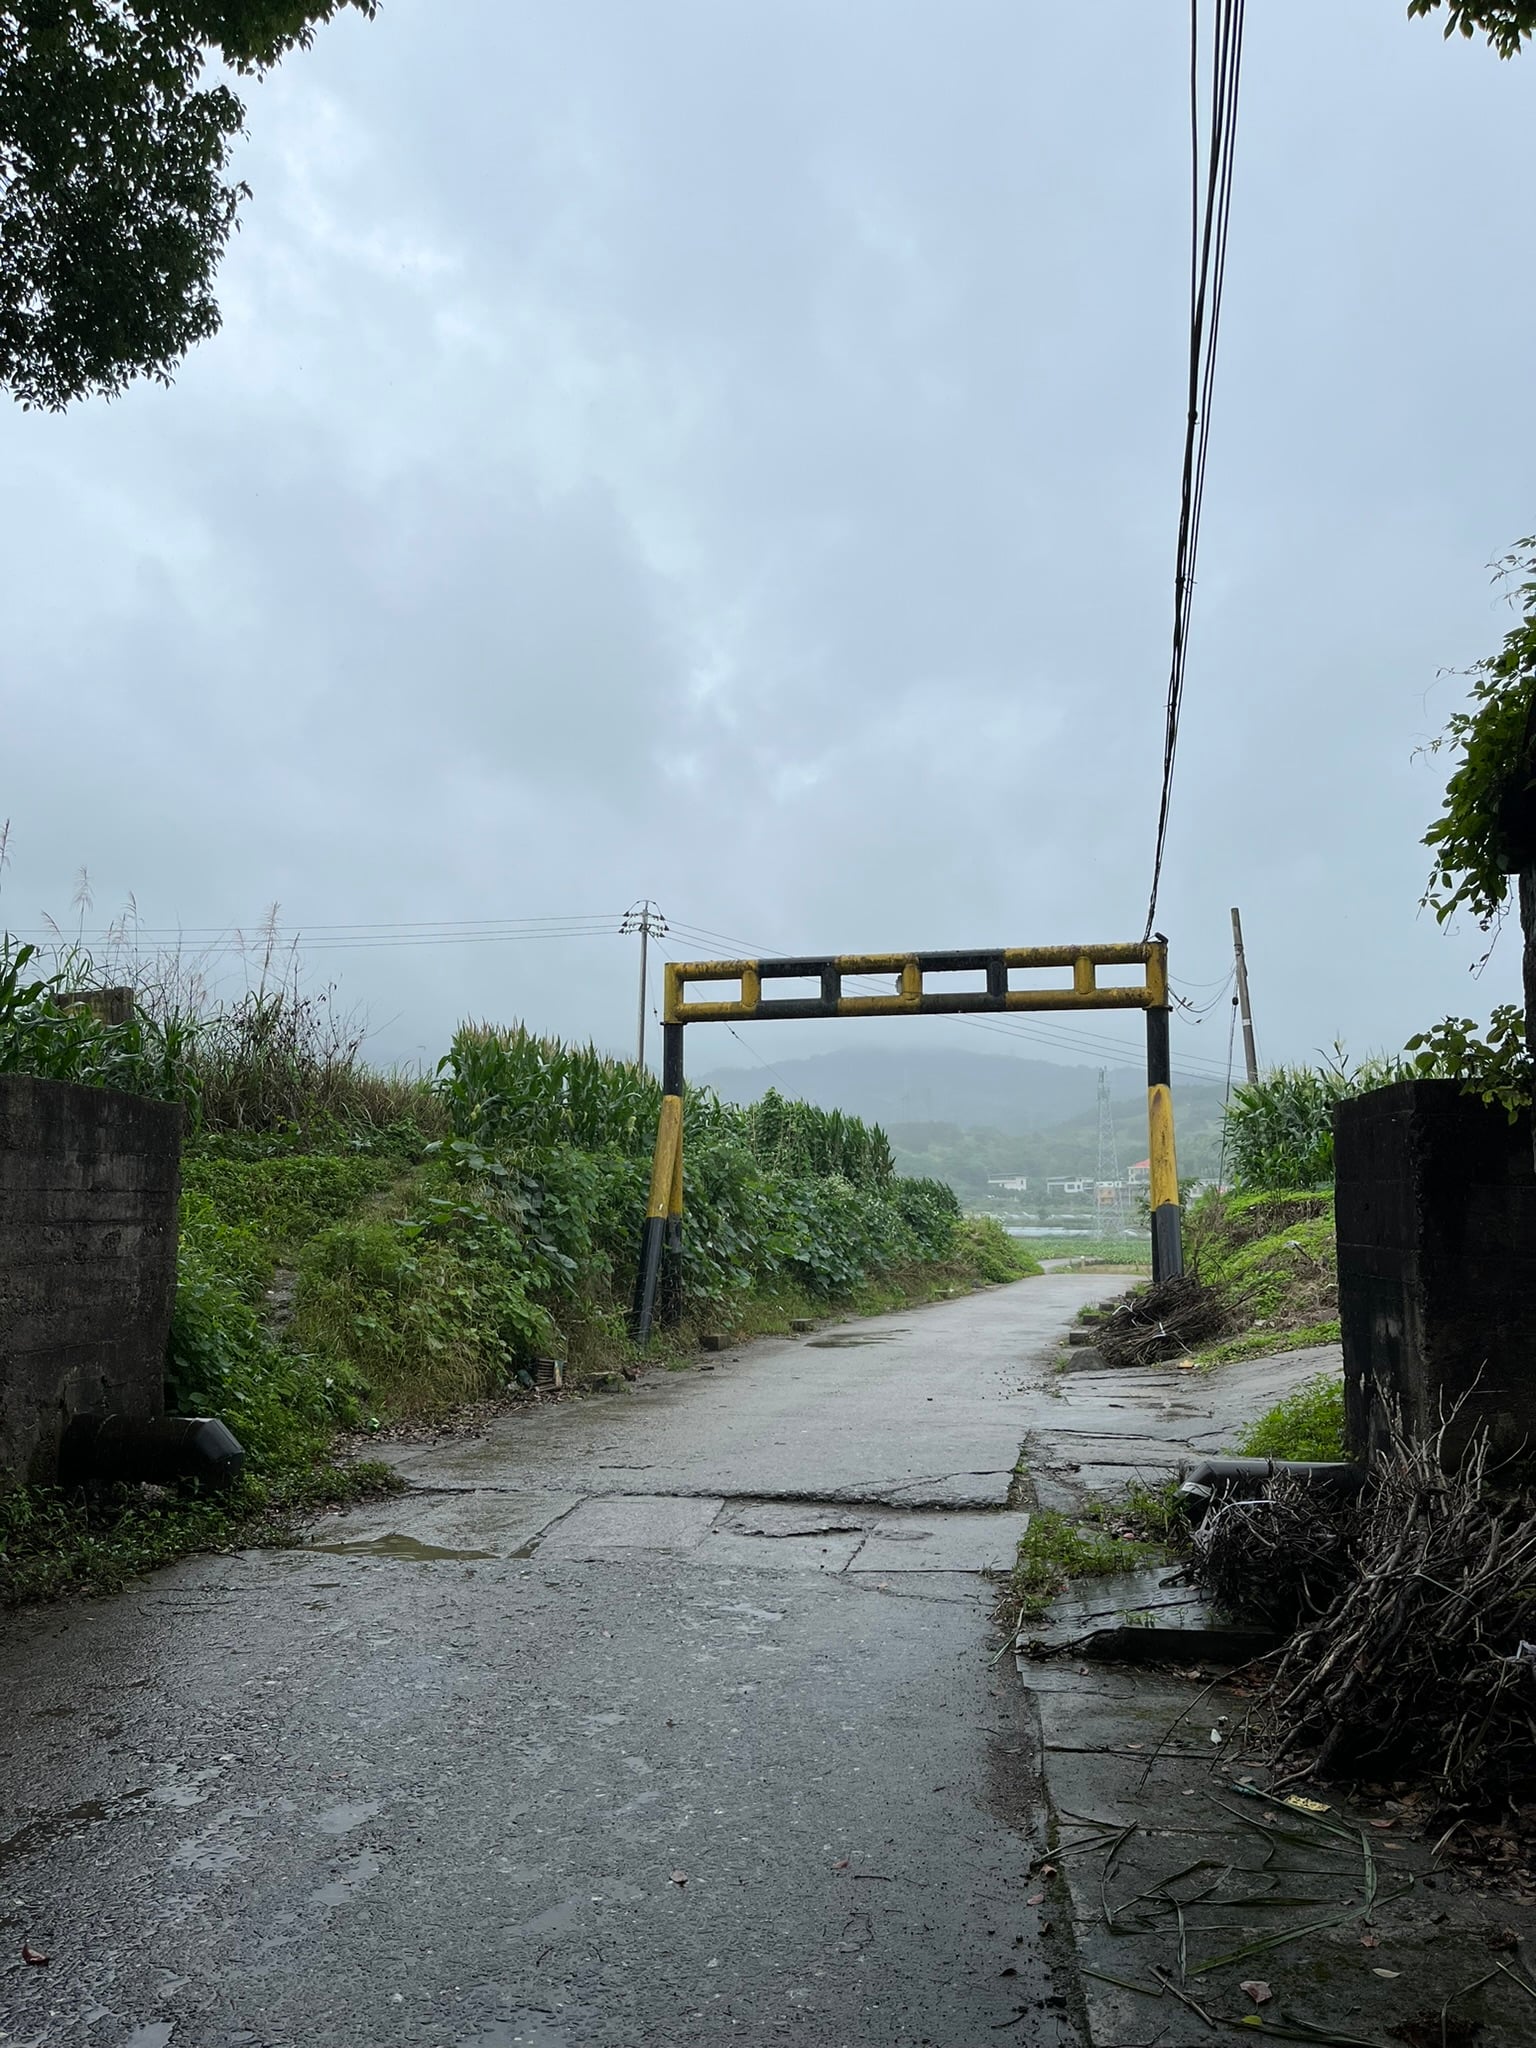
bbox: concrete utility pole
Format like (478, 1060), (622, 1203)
(621, 901), (668, 1071)
(1230, 906), (1259, 1085)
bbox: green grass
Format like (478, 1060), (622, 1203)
(1176, 1190), (1339, 1366)
(1196, 1317), (1342, 1367)
(180, 1151), (394, 1261)
(1019, 1234), (1152, 1267)
(1009, 1504), (1168, 1624)
(1232, 1373), (1347, 1461)
(0, 1460), (403, 1608)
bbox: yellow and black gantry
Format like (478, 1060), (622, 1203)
(630, 941), (1184, 1346)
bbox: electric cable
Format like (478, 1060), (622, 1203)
(1143, 0), (1247, 939)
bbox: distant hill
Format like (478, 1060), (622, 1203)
(698, 1047), (1227, 1199)
(698, 1047), (1149, 1135)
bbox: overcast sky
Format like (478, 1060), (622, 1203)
(3, 0), (1534, 1088)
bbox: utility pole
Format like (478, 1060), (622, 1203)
(621, 900), (668, 1070)
(1230, 906), (1259, 1085)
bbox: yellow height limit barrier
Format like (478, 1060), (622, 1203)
(629, 940), (1182, 1347)
(663, 943), (1166, 1024)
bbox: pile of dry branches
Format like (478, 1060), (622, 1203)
(1093, 1271), (1233, 1367)
(1189, 1478), (1357, 1632)
(1252, 1423), (1536, 1810)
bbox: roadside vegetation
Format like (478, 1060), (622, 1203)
(1008, 1500), (1170, 1626)
(1233, 1373), (1346, 1462)
(0, 935), (1039, 1604)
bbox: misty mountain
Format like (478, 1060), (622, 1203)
(698, 1047), (1229, 1198)
(698, 1047), (1151, 1136)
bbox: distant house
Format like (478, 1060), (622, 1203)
(1128, 1159), (1151, 1186)
(1046, 1176), (1094, 1196)
(986, 1175), (1029, 1192)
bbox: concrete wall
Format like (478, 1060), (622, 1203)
(1335, 1078), (1536, 1467)
(0, 1075), (181, 1486)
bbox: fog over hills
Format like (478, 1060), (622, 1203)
(700, 1047), (1158, 1134)
(699, 1047), (1229, 1195)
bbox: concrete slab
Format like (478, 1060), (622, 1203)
(1029, 1675), (1536, 2048)
(853, 1509), (1032, 1574)
(534, 1492), (723, 1555)
(1020, 1342), (1343, 1494)
(1012, 1337), (1536, 2046)
(694, 1529), (867, 1571)
(714, 1500), (871, 1537)
(307, 1489), (582, 1560)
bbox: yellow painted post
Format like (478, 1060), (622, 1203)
(1145, 1000), (1184, 1282)
(631, 1094), (682, 1344)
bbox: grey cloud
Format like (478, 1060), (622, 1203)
(2, 0), (1534, 1074)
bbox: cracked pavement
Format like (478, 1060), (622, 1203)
(0, 1274), (1109, 2048)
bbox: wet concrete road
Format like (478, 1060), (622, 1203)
(0, 1277), (1103, 2048)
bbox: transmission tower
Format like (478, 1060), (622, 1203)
(1096, 1068), (1126, 1237)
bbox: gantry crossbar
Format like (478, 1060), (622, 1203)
(664, 943), (1166, 1024)
(630, 940), (1183, 1346)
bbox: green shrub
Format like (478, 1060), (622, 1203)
(1234, 1374), (1347, 1462)
(891, 1176), (963, 1259)
(294, 1196), (556, 1412)
(954, 1215), (1042, 1282)
(167, 1207), (362, 1468)
(1180, 1190), (1338, 1364)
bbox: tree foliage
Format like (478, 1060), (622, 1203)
(1408, 1), (1536, 55)
(1421, 541), (1536, 930)
(0, 1), (375, 410)
(1404, 1004), (1532, 1116)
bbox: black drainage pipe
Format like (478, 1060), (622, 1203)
(1178, 1456), (1366, 1526)
(59, 1415), (245, 1492)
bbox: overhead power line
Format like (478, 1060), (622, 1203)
(1143, 0), (1248, 939)
(10, 914), (628, 954)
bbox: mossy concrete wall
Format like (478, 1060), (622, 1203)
(0, 1075), (181, 1485)
(1335, 1078), (1536, 1468)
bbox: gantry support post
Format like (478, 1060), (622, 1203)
(630, 1085), (681, 1348)
(658, 1021), (685, 1327)
(1146, 1001), (1184, 1283)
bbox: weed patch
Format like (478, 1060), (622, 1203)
(1009, 1506), (1167, 1625)
(0, 1461), (403, 1608)
(1232, 1373), (1347, 1461)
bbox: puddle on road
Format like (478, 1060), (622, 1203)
(0, 1795), (143, 1870)
(310, 1533), (497, 1561)
(459, 2019), (571, 2048)
(315, 1800), (383, 1836)
(309, 1847), (387, 1907)
(807, 1329), (910, 1348)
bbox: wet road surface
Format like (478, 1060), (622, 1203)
(0, 1276), (1102, 2048)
